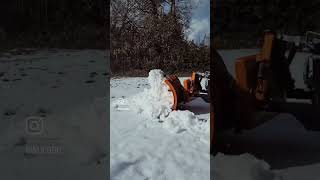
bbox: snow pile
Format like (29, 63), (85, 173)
(129, 69), (173, 119)
(112, 69), (209, 134)
(212, 153), (280, 180)
(163, 110), (209, 134)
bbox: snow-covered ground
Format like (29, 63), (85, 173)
(4, 48), (318, 179)
(0, 49), (108, 179)
(110, 70), (210, 180)
(111, 50), (320, 180)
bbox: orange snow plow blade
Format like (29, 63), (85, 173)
(164, 71), (210, 110)
(164, 75), (188, 110)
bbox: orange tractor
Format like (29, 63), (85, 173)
(164, 71), (210, 110)
(165, 31), (320, 153)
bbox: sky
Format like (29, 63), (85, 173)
(187, 0), (210, 43)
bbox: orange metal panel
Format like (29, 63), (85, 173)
(183, 79), (191, 93)
(165, 79), (179, 110)
(257, 32), (274, 62)
(235, 55), (257, 91)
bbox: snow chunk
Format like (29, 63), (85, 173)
(163, 110), (209, 134)
(129, 69), (173, 119)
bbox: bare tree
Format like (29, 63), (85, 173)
(111, 0), (209, 75)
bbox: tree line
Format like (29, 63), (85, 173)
(111, 0), (210, 76)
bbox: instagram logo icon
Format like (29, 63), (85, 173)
(25, 116), (44, 135)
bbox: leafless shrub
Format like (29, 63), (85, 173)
(111, 0), (210, 76)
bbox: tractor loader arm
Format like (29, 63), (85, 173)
(211, 31), (320, 154)
(211, 48), (261, 152)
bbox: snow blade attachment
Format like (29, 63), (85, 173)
(164, 75), (189, 110)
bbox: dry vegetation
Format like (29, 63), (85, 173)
(111, 0), (210, 76)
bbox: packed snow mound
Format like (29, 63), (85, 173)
(212, 153), (279, 180)
(163, 110), (209, 134)
(129, 69), (174, 119)
(111, 69), (209, 134)
(122, 69), (209, 134)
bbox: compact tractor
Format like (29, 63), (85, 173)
(164, 31), (320, 153)
(164, 71), (210, 110)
